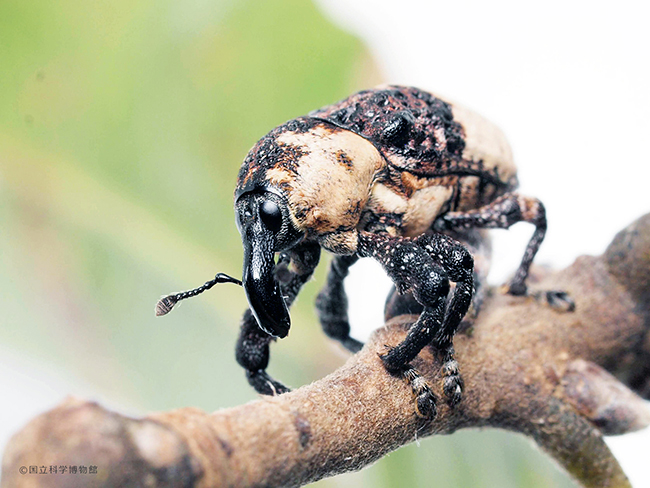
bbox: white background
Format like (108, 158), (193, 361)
(316, 0), (650, 485)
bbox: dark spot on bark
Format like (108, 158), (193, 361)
(217, 436), (234, 457)
(292, 412), (311, 449)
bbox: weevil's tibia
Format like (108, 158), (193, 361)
(155, 273), (242, 316)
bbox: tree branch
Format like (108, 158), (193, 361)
(3, 214), (650, 488)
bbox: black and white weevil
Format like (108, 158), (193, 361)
(156, 86), (573, 418)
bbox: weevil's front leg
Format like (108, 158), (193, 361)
(358, 232), (473, 412)
(384, 228), (490, 333)
(315, 255), (363, 353)
(235, 242), (321, 395)
(436, 193), (574, 311)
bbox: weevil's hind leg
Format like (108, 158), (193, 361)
(435, 192), (543, 295)
(436, 192), (575, 312)
(315, 254), (363, 353)
(236, 242), (321, 395)
(530, 289), (576, 312)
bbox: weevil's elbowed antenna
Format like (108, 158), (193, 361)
(155, 273), (242, 316)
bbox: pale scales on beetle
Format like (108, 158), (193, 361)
(156, 85), (574, 419)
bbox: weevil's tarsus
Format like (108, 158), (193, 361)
(402, 365), (437, 419)
(532, 290), (576, 313)
(155, 273), (242, 316)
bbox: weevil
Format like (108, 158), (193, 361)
(157, 86), (573, 418)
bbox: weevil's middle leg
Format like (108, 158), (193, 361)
(315, 254), (363, 353)
(435, 193), (544, 294)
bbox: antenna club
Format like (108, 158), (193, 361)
(155, 296), (178, 316)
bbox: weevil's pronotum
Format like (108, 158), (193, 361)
(157, 86), (573, 418)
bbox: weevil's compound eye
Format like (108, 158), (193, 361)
(259, 200), (282, 233)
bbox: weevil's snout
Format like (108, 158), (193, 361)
(242, 237), (289, 337)
(236, 191), (304, 338)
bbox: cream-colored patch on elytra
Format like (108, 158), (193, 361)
(456, 176), (480, 211)
(367, 183), (408, 214)
(275, 127), (383, 233)
(451, 102), (516, 184)
(403, 185), (453, 237)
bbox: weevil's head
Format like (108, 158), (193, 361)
(234, 186), (303, 338)
(234, 117), (382, 337)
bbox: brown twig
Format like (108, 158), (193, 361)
(3, 214), (650, 488)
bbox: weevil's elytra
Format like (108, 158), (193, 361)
(157, 85), (574, 418)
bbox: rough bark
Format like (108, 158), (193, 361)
(3, 214), (650, 488)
